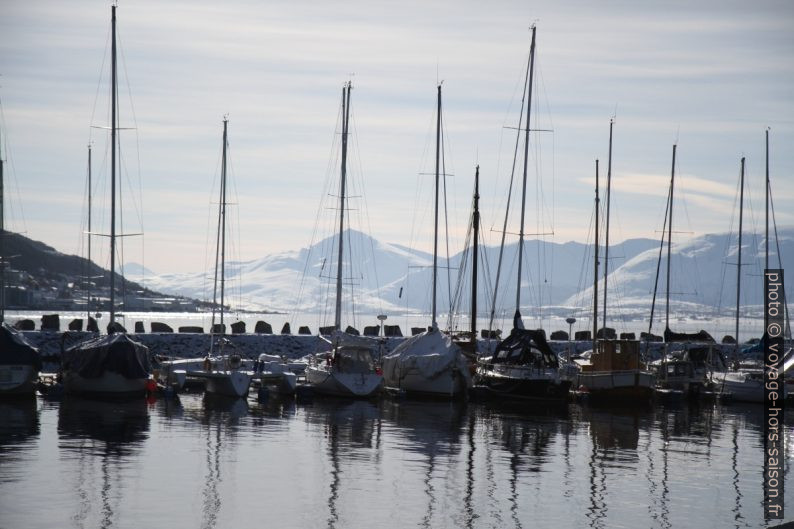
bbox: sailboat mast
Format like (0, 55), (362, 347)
(515, 25), (536, 320)
(593, 159), (599, 353)
(765, 129), (769, 270)
(602, 119), (613, 331)
(471, 165), (480, 340)
(109, 4), (118, 327)
(665, 144), (676, 332)
(335, 83), (351, 330)
(735, 157), (745, 359)
(432, 83), (442, 328)
(87, 144), (92, 321)
(220, 118), (228, 332)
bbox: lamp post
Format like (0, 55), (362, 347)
(565, 317), (576, 363)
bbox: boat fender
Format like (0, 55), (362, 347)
(145, 379), (157, 396)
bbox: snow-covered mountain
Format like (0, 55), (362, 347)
(134, 227), (793, 317)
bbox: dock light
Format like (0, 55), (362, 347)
(566, 317), (576, 362)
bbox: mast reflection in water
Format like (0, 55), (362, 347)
(0, 394), (788, 528)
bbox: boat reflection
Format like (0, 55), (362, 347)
(201, 393), (249, 423)
(58, 396), (149, 449)
(302, 399), (381, 529)
(174, 394), (248, 529)
(0, 397), (39, 448)
(579, 407), (646, 528)
(57, 396), (149, 528)
(0, 397), (40, 485)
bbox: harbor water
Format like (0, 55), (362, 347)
(0, 394), (791, 528)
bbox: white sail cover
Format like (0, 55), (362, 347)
(328, 330), (379, 350)
(382, 327), (470, 384)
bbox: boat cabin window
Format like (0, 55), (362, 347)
(334, 346), (375, 373)
(666, 363), (692, 377)
(494, 343), (546, 367)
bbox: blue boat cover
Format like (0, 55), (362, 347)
(63, 333), (151, 379)
(0, 323), (41, 369)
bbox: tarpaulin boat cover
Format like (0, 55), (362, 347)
(63, 333), (151, 379)
(663, 327), (715, 344)
(491, 328), (559, 368)
(382, 326), (470, 384)
(327, 330), (379, 350)
(0, 323), (41, 369)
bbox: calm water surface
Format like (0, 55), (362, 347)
(0, 394), (792, 529)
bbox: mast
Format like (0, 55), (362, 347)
(602, 119), (613, 331)
(471, 165), (480, 341)
(109, 4), (118, 327)
(87, 144), (92, 321)
(432, 83), (442, 328)
(220, 118), (228, 332)
(593, 159), (599, 353)
(735, 157), (745, 359)
(765, 129), (769, 270)
(665, 144), (676, 332)
(514, 25), (536, 324)
(335, 83), (351, 330)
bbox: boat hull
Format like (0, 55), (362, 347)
(387, 367), (468, 398)
(63, 371), (149, 398)
(712, 371), (784, 403)
(305, 366), (382, 398)
(478, 368), (571, 401)
(0, 365), (38, 396)
(189, 370), (251, 398)
(256, 371), (298, 395)
(577, 370), (655, 403)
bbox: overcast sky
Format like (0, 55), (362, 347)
(1, 0), (792, 275)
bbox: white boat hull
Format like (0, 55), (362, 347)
(156, 365), (187, 390)
(305, 365), (382, 398)
(0, 365), (38, 396)
(713, 371), (785, 403)
(63, 370), (149, 397)
(386, 366), (468, 398)
(188, 370), (251, 398)
(577, 370), (655, 400)
(256, 371), (298, 395)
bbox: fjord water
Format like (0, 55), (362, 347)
(0, 395), (788, 528)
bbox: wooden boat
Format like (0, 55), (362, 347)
(576, 339), (654, 402)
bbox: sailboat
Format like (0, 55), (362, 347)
(186, 118), (252, 399)
(303, 82), (383, 398)
(711, 140), (790, 403)
(645, 144), (723, 400)
(0, 106), (41, 396)
(448, 165), (483, 366)
(381, 83), (471, 398)
(62, 5), (151, 397)
(475, 26), (570, 401)
(576, 151), (654, 403)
